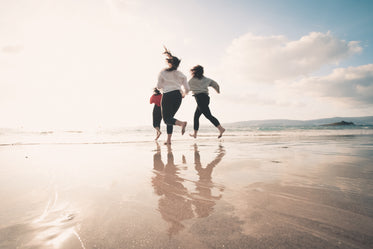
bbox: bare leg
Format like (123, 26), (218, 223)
(190, 130), (198, 138)
(164, 134), (172, 145)
(217, 125), (225, 138)
(155, 127), (162, 140)
(175, 120), (187, 135)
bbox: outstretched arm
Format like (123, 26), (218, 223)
(182, 75), (190, 96)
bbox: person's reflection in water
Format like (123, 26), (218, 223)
(151, 143), (194, 236)
(152, 142), (165, 197)
(191, 143), (225, 218)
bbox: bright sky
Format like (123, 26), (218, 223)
(1, 0), (372, 129)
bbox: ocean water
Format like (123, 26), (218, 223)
(1, 125), (373, 146)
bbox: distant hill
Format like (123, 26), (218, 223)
(228, 116), (373, 127)
(320, 121), (355, 126)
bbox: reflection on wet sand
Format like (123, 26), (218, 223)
(191, 144), (225, 218)
(152, 143), (194, 236)
(151, 143), (225, 235)
(2, 133), (372, 248)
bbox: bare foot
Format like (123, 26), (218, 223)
(189, 133), (197, 138)
(155, 131), (162, 140)
(181, 122), (187, 135)
(218, 128), (225, 138)
(164, 141), (171, 145)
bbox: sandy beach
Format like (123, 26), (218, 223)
(0, 133), (372, 249)
(1, 0), (373, 247)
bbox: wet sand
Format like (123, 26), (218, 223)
(0, 134), (372, 249)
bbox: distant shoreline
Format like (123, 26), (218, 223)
(320, 121), (355, 126)
(229, 116), (373, 127)
(1, 116), (373, 131)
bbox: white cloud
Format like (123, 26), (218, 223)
(223, 32), (362, 83)
(298, 64), (373, 105)
(218, 31), (372, 119)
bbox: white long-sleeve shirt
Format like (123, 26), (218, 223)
(157, 69), (190, 94)
(188, 76), (220, 95)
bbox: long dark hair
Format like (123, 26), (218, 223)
(191, 65), (204, 79)
(163, 46), (181, 71)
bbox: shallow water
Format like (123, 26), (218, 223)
(0, 133), (372, 248)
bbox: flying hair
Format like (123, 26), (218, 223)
(163, 45), (173, 59)
(163, 45), (181, 71)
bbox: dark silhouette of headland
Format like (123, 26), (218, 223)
(321, 120), (355, 126)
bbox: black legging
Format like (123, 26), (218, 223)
(161, 90), (182, 134)
(193, 93), (220, 130)
(152, 105), (162, 128)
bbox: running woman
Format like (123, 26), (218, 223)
(156, 47), (189, 145)
(188, 65), (225, 139)
(150, 88), (163, 140)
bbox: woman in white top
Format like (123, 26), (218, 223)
(156, 47), (189, 145)
(188, 65), (225, 139)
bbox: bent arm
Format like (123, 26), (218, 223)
(209, 80), (220, 93)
